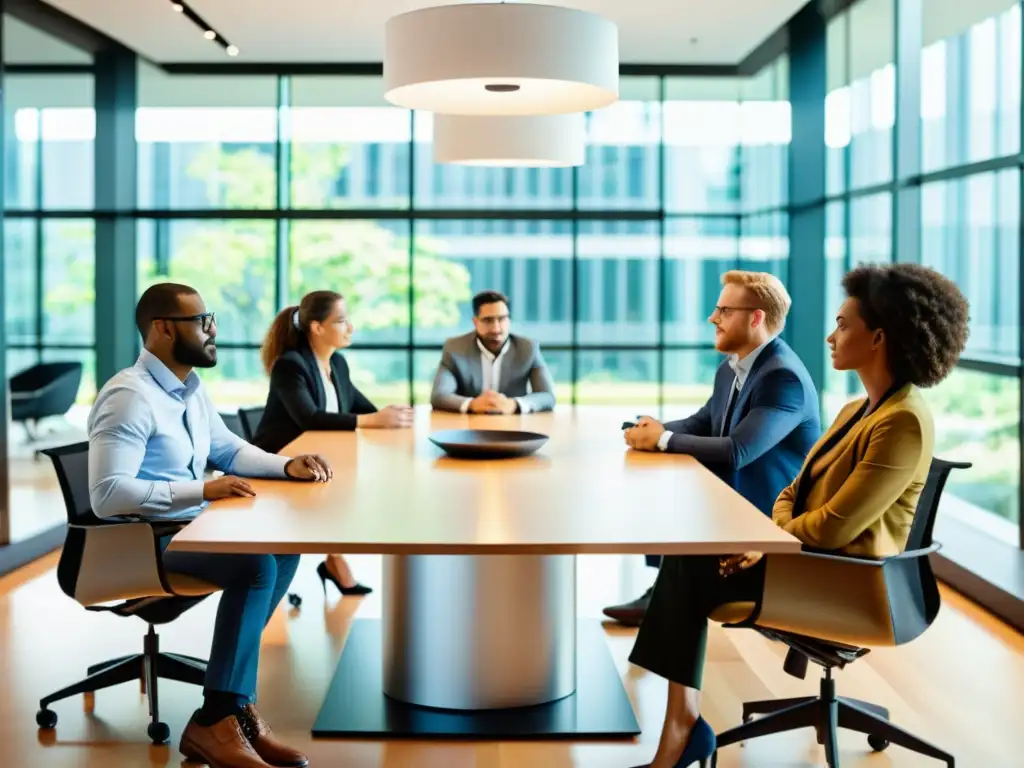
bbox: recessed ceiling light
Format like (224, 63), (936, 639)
(204, 30), (216, 40)
(226, 45), (239, 57)
(171, 2), (183, 11)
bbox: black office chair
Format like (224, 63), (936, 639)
(709, 457), (969, 767)
(36, 442), (221, 745)
(220, 411), (245, 439)
(237, 407), (265, 442)
(10, 361), (83, 446)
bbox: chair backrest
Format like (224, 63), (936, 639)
(9, 361), (82, 391)
(904, 457), (973, 551)
(238, 407), (265, 442)
(40, 441), (97, 526)
(40, 441), (200, 610)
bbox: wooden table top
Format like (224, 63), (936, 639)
(169, 406), (802, 556)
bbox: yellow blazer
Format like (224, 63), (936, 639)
(772, 383), (934, 558)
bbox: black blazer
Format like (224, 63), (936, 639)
(251, 343), (377, 454)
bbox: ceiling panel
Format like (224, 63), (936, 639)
(40, 0), (806, 65)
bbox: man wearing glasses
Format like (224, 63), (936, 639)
(605, 271), (821, 627)
(430, 289), (556, 414)
(88, 282), (328, 768)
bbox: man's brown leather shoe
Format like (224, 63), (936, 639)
(240, 704), (309, 768)
(179, 711), (271, 768)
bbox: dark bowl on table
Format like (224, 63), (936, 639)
(428, 429), (549, 459)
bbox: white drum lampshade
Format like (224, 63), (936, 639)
(384, 3), (619, 115)
(433, 113), (585, 167)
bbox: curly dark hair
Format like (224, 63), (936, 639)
(841, 263), (970, 388)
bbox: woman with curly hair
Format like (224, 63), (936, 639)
(626, 262), (970, 768)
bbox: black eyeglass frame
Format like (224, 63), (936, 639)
(153, 312), (217, 333)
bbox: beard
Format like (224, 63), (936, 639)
(173, 336), (217, 368)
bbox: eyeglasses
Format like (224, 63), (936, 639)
(155, 312), (216, 333)
(713, 305), (761, 317)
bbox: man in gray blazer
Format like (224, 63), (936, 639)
(431, 290), (556, 414)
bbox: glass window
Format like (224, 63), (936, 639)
(575, 350), (658, 407)
(411, 220), (571, 345)
(5, 73), (95, 210)
(193, 348), (269, 409)
(922, 369), (1020, 528)
(578, 77), (660, 211)
(289, 219), (411, 344)
(290, 76), (410, 209)
(663, 77), (742, 213)
(824, 201), (849, 415)
(921, 2), (1020, 172)
(341, 350), (410, 406)
(42, 219), (95, 345)
(826, 12), (850, 195)
(4, 219), (37, 345)
(136, 64), (278, 209)
(848, 0), (895, 188)
(662, 349), (722, 414)
(413, 114), (572, 210)
(137, 219), (276, 345)
(739, 211), (788, 279)
(849, 192), (892, 264)
(740, 57), (791, 211)
(577, 220), (659, 345)
(6, 349), (39, 382)
(663, 217), (738, 344)
(918, 169), (1019, 359)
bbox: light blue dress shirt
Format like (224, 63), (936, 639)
(87, 350), (290, 521)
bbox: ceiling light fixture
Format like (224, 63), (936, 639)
(383, 3), (619, 115)
(432, 113), (585, 167)
(166, 0), (238, 57)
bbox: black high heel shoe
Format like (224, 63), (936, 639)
(316, 561), (373, 597)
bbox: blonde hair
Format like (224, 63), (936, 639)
(721, 270), (791, 335)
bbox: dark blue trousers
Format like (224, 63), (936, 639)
(161, 543), (300, 700)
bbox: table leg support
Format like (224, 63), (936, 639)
(382, 554), (577, 711)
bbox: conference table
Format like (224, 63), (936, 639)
(170, 406), (801, 739)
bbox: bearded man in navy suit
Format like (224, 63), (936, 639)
(606, 271), (821, 626)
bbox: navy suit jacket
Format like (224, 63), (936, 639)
(663, 338), (821, 516)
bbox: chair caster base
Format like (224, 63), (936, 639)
(148, 721), (170, 745)
(868, 734), (890, 751)
(36, 708), (57, 729)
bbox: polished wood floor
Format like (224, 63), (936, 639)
(1, 550), (1021, 767)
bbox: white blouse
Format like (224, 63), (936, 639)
(320, 368), (340, 414)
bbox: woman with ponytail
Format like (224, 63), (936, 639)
(252, 290), (413, 598)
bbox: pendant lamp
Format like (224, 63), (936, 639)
(433, 113), (585, 166)
(384, 3), (619, 115)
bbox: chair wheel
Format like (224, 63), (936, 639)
(288, 592), (302, 608)
(868, 734), (890, 751)
(148, 721), (170, 744)
(36, 708), (58, 729)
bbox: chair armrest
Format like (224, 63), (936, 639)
(885, 542), (941, 561)
(728, 552), (899, 647)
(69, 520), (179, 606)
